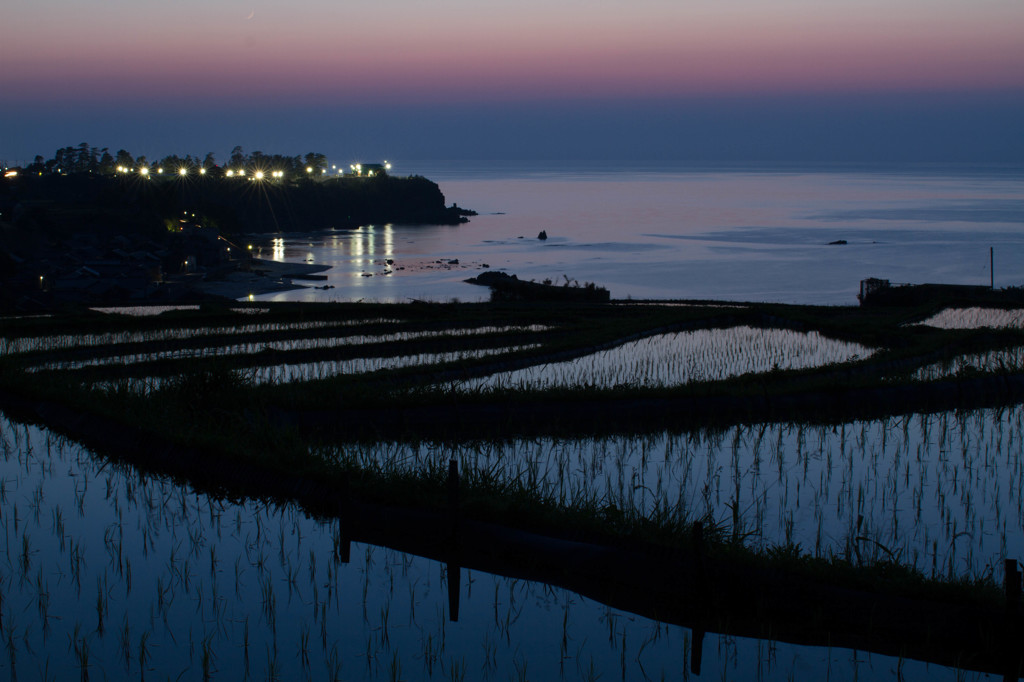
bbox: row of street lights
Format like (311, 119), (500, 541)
(115, 165), (209, 177)
(113, 161), (392, 180)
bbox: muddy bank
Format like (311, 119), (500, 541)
(273, 371), (1024, 441)
(185, 258), (331, 299)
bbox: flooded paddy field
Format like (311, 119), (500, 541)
(0, 413), (1012, 681)
(2, 299), (1024, 679)
(331, 406), (1024, 580)
(916, 308), (1024, 330)
(453, 326), (873, 392)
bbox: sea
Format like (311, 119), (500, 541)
(251, 161), (1024, 306)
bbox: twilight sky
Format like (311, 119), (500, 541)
(2, 0), (1023, 164)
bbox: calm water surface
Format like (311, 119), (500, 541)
(0, 412), (1011, 681)
(253, 162), (1024, 304)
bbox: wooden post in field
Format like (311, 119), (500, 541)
(691, 521), (706, 675)
(446, 459), (462, 621)
(1005, 559), (1020, 613)
(336, 472), (351, 563)
(447, 561), (461, 622)
(448, 458), (460, 544)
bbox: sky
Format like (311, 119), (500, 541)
(2, 0), (1023, 165)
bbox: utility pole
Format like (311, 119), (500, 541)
(991, 247), (994, 289)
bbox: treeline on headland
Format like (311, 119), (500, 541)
(0, 144), (473, 311)
(5, 143), (473, 236)
(17, 143), (327, 179)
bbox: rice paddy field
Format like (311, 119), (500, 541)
(1, 297), (1023, 680)
(0, 414), (993, 682)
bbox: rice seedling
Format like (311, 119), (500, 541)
(18, 324), (547, 373)
(908, 346), (1024, 381)
(0, 318), (397, 356)
(915, 307), (1024, 330)
(319, 404), (1024, 580)
(450, 326), (873, 392)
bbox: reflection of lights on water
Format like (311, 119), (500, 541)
(352, 229), (364, 258)
(381, 223), (394, 259)
(271, 238), (285, 261)
(350, 224), (395, 259)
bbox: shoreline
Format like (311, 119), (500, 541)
(190, 258), (332, 299)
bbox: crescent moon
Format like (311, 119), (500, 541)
(246, 9), (255, 20)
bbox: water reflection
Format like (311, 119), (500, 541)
(253, 168), (1024, 305)
(332, 408), (1024, 581)
(0, 412), (1006, 680)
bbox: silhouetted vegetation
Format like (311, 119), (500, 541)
(0, 144), (474, 311)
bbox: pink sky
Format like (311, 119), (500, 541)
(4, 0), (1024, 103)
